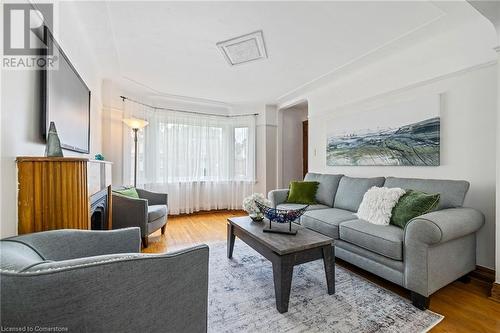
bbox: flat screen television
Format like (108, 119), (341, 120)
(41, 26), (91, 154)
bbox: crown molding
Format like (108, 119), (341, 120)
(122, 76), (233, 111)
(308, 60), (497, 120)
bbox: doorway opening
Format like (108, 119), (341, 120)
(278, 101), (308, 188)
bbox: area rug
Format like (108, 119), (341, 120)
(207, 241), (443, 333)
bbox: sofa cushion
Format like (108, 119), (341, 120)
(339, 219), (404, 260)
(356, 186), (406, 225)
(113, 187), (139, 199)
(277, 203), (329, 211)
(148, 205), (167, 222)
(334, 176), (385, 212)
(335, 239), (404, 272)
(384, 177), (469, 210)
(286, 181), (319, 204)
(304, 173), (343, 207)
(390, 190), (440, 228)
(300, 208), (357, 239)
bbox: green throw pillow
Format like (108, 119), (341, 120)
(390, 189), (440, 228)
(113, 187), (139, 199)
(286, 181), (319, 205)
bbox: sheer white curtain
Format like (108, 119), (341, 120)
(123, 102), (256, 214)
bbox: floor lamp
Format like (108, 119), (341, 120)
(123, 117), (149, 187)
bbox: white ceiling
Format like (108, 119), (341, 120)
(61, 1), (489, 105)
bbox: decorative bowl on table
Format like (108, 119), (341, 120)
(255, 201), (309, 235)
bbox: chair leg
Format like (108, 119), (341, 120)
(411, 291), (430, 310)
(142, 236), (149, 248)
(161, 224), (167, 235)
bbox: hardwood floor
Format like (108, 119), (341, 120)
(142, 210), (242, 254)
(143, 210), (500, 333)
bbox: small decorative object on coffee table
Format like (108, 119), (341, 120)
(256, 201), (308, 235)
(242, 193), (271, 222)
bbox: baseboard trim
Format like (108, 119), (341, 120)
(490, 283), (500, 303)
(469, 265), (495, 284)
(169, 209), (246, 217)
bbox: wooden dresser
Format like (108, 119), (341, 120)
(16, 157), (112, 234)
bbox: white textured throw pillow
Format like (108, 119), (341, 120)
(356, 186), (406, 225)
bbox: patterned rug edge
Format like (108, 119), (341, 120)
(206, 239), (445, 333)
(421, 314), (444, 333)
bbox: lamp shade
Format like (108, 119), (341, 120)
(122, 117), (149, 129)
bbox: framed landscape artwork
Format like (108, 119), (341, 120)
(326, 95), (440, 166)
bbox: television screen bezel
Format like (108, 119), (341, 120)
(41, 25), (91, 154)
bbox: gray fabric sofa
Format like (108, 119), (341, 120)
(0, 228), (209, 332)
(269, 173), (485, 310)
(112, 188), (168, 247)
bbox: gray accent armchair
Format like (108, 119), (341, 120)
(112, 188), (168, 247)
(0, 228), (209, 333)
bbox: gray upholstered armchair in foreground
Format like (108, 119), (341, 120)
(0, 228), (209, 333)
(112, 188), (168, 247)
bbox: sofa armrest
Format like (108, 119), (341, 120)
(404, 207), (484, 297)
(268, 189), (289, 207)
(404, 207), (485, 245)
(7, 228), (141, 261)
(136, 189), (168, 206)
(112, 194), (149, 236)
(1, 245), (209, 332)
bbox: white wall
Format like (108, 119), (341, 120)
(301, 64), (497, 269)
(264, 105), (278, 194)
(254, 111), (267, 195)
(280, 105), (308, 187)
(248, 104), (278, 195)
(496, 49), (500, 283)
(101, 80), (146, 185)
(0, 3), (103, 237)
(467, 0), (500, 284)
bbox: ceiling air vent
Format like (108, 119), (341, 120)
(217, 30), (267, 66)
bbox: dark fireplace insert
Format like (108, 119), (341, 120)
(90, 189), (109, 230)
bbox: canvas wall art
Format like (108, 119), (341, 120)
(326, 95), (440, 166)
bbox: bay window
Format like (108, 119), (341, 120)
(123, 104), (256, 214)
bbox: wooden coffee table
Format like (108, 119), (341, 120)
(227, 216), (335, 313)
